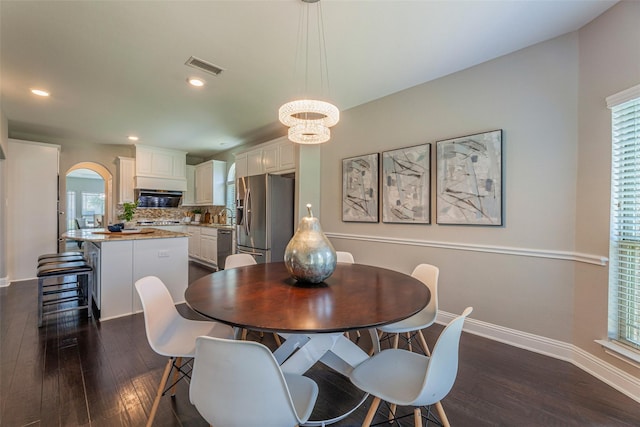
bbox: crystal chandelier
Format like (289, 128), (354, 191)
(279, 0), (339, 145)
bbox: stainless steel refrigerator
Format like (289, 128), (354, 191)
(236, 174), (295, 263)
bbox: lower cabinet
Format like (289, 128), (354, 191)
(188, 226), (201, 258)
(87, 237), (188, 320)
(188, 226), (218, 268)
(200, 228), (218, 266)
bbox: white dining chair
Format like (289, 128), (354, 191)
(190, 336), (319, 427)
(224, 253), (257, 269)
(350, 307), (473, 427)
(336, 251), (355, 263)
(135, 276), (235, 427)
(224, 253), (282, 346)
(378, 263), (439, 354)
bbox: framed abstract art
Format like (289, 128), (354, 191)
(342, 153), (379, 222)
(381, 143), (431, 224)
(436, 129), (503, 225)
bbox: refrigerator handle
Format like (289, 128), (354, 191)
(246, 187), (252, 235)
(236, 248), (264, 258)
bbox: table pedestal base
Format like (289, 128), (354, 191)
(270, 329), (381, 425)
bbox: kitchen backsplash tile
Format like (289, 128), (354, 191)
(116, 205), (232, 224)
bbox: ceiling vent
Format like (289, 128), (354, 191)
(185, 56), (224, 76)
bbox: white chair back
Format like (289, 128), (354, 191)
(336, 251), (355, 263)
(190, 336), (318, 427)
(225, 253), (257, 269)
(412, 263), (439, 319)
(134, 276), (181, 357)
(416, 306), (473, 405)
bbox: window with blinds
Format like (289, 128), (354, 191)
(608, 85), (640, 350)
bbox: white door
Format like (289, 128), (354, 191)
(7, 139), (60, 281)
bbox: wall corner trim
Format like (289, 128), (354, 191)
(437, 311), (640, 403)
(0, 276), (8, 287)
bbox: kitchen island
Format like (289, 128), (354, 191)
(63, 228), (189, 320)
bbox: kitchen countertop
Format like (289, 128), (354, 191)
(180, 223), (235, 230)
(63, 228), (189, 242)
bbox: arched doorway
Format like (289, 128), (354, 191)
(60, 162), (113, 251)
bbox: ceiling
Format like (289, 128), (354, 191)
(1, 0), (616, 158)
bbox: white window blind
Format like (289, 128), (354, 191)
(608, 85), (640, 350)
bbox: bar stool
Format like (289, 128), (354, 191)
(37, 251), (83, 262)
(37, 260), (93, 327)
(38, 254), (86, 266)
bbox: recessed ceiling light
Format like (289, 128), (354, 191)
(31, 89), (50, 97)
(128, 136), (139, 141)
(187, 78), (205, 87)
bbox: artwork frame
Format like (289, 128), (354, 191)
(436, 129), (503, 226)
(342, 153), (379, 223)
(381, 143), (431, 224)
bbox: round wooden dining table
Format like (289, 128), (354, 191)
(185, 261), (430, 425)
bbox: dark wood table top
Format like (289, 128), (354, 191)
(185, 262), (430, 334)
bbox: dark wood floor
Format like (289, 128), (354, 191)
(2, 263), (640, 426)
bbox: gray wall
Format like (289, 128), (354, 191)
(320, 0), (639, 379)
(575, 1), (640, 373)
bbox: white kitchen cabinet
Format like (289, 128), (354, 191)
(247, 150), (264, 176)
(117, 156), (135, 204)
(199, 227), (218, 266)
(234, 137), (296, 180)
(263, 144), (278, 173)
(235, 152), (248, 179)
(278, 139), (296, 171)
(182, 165), (196, 206)
(194, 160), (227, 205)
(134, 144), (187, 191)
(188, 226), (201, 258)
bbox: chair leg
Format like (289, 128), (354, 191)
(362, 396), (381, 427)
(393, 333), (400, 349)
(417, 330), (431, 356)
(170, 357), (182, 396)
(406, 332), (413, 352)
(389, 404), (397, 422)
(147, 357), (173, 427)
(434, 401), (450, 427)
(241, 328), (248, 340)
(273, 333), (282, 346)
(414, 407), (423, 427)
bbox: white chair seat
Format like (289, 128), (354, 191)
(155, 317), (234, 358)
(378, 305), (437, 333)
(350, 349), (429, 405)
(283, 373), (319, 422)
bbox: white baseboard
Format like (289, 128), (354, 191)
(437, 311), (640, 403)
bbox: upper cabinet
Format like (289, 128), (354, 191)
(194, 160), (227, 205)
(134, 144), (187, 191)
(235, 137), (297, 179)
(117, 157), (136, 204)
(236, 153), (248, 179)
(182, 165), (196, 206)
